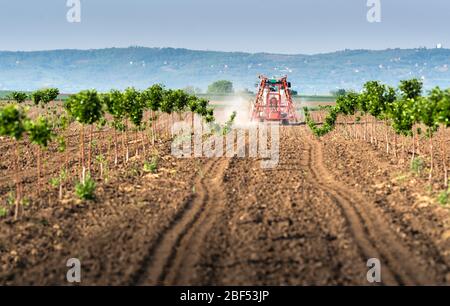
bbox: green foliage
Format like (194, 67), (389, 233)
(389, 98), (415, 136)
(25, 116), (54, 148)
(49, 170), (68, 188)
(208, 111), (237, 135)
(6, 192), (15, 206)
(188, 95), (200, 113)
(193, 98), (215, 122)
(207, 80), (234, 95)
(433, 88), (450, 127)
(95, 154), (106, 164)
(3, 191), (28, 212)
(65, 90), (104, 125)
(31, 90), (43, 105)
(56, 114), (71, 130)
(103, 89), (126, 131)
(160, 89), (175, 114)
(359, 81), (397, 119)
(0, 207), (7, 218)
(438, 188), (449, 206)
(123, 87), (145, 127)
(303, 79), (448, 139)
(418, 88), (441, 136)
(143, 84), (164, 112)
(75, 176), (96, 200)
(0, 104), (27, 140)
(222, 111), (237, 135)
(9, 91), (28, 104)
(172, 89), (189, 112)
(98, 84), (215, 131)
(336, 91), (359, 116)
(32, 88), (60, 106)
(304, 106), (338, 137)
(56, 135), (66, 152)
(399, 79), (423, 100)
(43, 88), (60, 103)
(143, 157), (158, 173)
(204, 108), (215, 123)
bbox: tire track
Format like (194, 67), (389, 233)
(135, 157), (229, 285)
(303, 134), (436, 285)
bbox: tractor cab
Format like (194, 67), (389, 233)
(251, 76), (298, 125)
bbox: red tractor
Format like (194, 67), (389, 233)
(250, 75), (298, 125)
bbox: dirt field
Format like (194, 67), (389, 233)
(1, 125), (449, 285)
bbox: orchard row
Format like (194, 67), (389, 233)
(0, 85), (218, 220)
(304, 79), (450, 191)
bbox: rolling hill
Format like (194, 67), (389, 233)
(0, 47), (449, 94)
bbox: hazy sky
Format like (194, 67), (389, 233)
(0, 0), (449, 54)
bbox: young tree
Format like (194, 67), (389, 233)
(397, 80), (423, 163)
(103, 90), (126, 166)
(187, 95), (200, 129)
(389, 97), (415, 158)
(160, 89), (177, 137)
(31, 90), (44, 105)
(399, 79), (423, 100)
(123, 87), (144, 159)
(418, 88), (441, 184)
(43, 88), (60, 104)
(195, 98), (215, 122)
(0, 104), (27, 219)
(336, 91), (359, 138)
(25, 116), (55, 192)
(9, 91), (28, 104)
(32, 88), (60, 106)
(434, 88), (450, 186)
(173, 89), (189, 113)
(358, 84), (371, 141)
(142, 84), (164, 144)
(65, 90), (104, 181)
(165, 89), (190, 136)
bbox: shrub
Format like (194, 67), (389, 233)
(143, 157), (158, 173)
(75, 176), (96, 200)
(9, 91), (28, 104)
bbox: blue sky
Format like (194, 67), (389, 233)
(0, 0), (449, 54)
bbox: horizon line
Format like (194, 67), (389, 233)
(0, 45), (448, 56)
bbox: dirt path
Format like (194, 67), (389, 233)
(135, 158), (230, 285)
(305, 135), (435, 285)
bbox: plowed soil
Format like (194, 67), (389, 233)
(1, 126), (449, 285)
